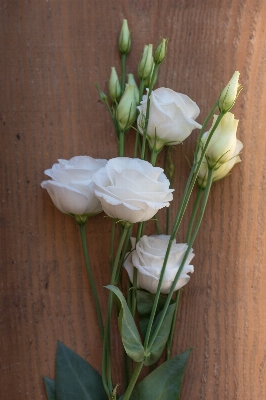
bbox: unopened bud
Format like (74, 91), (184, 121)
(154, 38), (167, 65)
(116, 84), (137, 131)
(118, 19), (131, 55)
(138, 44), (153, 80)
(127, 73), (139, 103)
(95, 83), (107, 102)
(144, 63), (158, 88)
(108, 67), (121, 102)
(219, 71), (242, 113)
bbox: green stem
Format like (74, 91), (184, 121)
(123, 361), (144, 400)
(150, 148), (159, 166)
(131, 222), (143, 316)
(166, 289), (181, 360)
(121, 53), (127, 93)
(139, 79), (145, 104)
(109, 219), (116, 273)
(119, 130), (125, 156)
(147, 169), (213, 352)
(102, 223), (131, 397)
(140, 64), (159, 160)
(185, 188), (204, 243)
(134, 130), (140, 158)
(79, 224), (104, 341)
(155, 217), (162, 234)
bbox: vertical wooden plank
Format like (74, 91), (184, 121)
(1, 0), (266, 399)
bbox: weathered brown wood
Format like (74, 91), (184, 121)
(1, 0), (266, 398)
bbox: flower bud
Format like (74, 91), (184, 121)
(219, 71), (242, 113)
(127, 73), (139, 103)
(197, 112), (243, 188)
(108, 67), (121, 102)
(116, 84), (137, 131)
(138, 44), (154, 80)
(118, 19), (131, 55)
(144, 63), (158, 88)
(95, 83), (107, 102)
(154, 38), (167, 65)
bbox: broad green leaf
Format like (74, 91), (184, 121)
(55, 341), (107, 400)
(129, 349), (191, 400)
(144, 302), (176, 366)
(106, 285), (145, 362)
(44, 377), (56, 400)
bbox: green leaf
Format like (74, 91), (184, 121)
(55, 341), (108, 400)
(144, 302), (176, 366)
(129, 349), (191, 400)
(44, 377), (56, 400)
(106, 285), (145, 362)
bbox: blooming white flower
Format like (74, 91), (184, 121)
(137, 88), (201, 151)
(41, 156), (107, 217)
(93, 157), (173, 224)
(124, 235), (194, 294)
(197, 112), (243, 187)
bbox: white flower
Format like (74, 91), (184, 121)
(41, 156), (107, 216)
(124, 235), (194, 294)
(137, 87), (201, 151)
(197, 112), (243, 187)
(93, 157), (173, 224)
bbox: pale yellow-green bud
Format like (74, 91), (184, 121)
(116, 84), (137, 131)
(138, 44), (154, 80)
(118, 19), (131, 55)
(154, 38), (167, 65)
(144, 63), (158, 88)
(108, 67), (121, 102)
(127, 73), (139, 103)
(219, 71), (242, 113)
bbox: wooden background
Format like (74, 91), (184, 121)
(1, 0), (266, 399)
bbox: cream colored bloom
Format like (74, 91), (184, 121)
(137, 88), (201, 151)
(93, 158), (173, 224)
(124, 235), (194, 294)
(197, 112), (243, 187)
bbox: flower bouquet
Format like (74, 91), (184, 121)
(41, 20), (243, 400)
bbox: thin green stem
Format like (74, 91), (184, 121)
(147, 169), (213, 352)
(131, 222), (143, 316)
(79, 224), (104, 341)
(140, 64), (159, 160)
(123, 361), (144, 400)
(139, 79), (145, 104)
(134, 130), (140, 158)
(121, 53), (127, 93)
(109, 219), (116, 273)
(185, 188), (204, 243)
(150, 148), (159, 166)
(119, 130), (125, 157)
(102, 223), (131, 397)
(155, 217), (162, 234)
(166, 289), (181, 360)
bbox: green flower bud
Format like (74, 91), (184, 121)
(138, 44), (153, 80)
(127, 73), (139, 103)
(154, 38), (167, 65)
(108, 67), (121, 102)
(118, 19), (131, 55)
(116, 84), (137, 131)
(95, 83), (107, 102)
(144, 63), (158, 88)
(219, 71), (242, 113)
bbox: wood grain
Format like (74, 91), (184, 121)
(1, 0), (266, 398)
